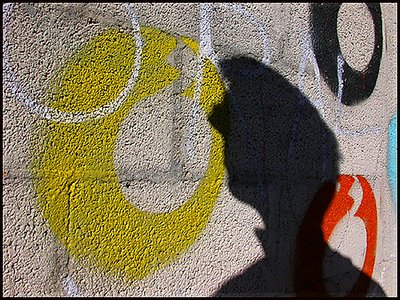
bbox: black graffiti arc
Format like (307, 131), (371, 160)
(310, 3), (383, 106)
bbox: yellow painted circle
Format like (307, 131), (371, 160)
(31, 27), (228, 280)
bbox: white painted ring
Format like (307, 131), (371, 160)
(3, 2), (142, 123)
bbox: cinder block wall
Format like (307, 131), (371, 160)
(3, 3), (397, 297)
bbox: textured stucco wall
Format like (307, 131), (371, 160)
(2, 3), (397, 297)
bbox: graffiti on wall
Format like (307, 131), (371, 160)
(309, 3), (383, 106)
(299, 4), (382, 138)
(294, 175), (379, 297)
(3, 2), (394, 295)
(30, 28), (228, 281)
(388, 113), (397, 213)
(4, 3), (228, 281)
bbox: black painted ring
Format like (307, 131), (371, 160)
(310, 3), (383, 106)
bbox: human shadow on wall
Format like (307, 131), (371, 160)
(209, 57), (386, 297)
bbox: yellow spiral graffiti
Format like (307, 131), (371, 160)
(31, 26), (227, 280)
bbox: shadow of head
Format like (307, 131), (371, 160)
(209, 56), (339, 210)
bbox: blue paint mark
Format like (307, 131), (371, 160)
(388, 112), (397, 215)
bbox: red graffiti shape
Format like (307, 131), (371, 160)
(294, 175), (377, 297)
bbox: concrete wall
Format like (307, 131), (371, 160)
(2, 2), (397, 297)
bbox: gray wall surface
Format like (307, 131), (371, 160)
(3, 2), (397, 297)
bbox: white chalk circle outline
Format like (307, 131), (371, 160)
(2, 2), (142, 123)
